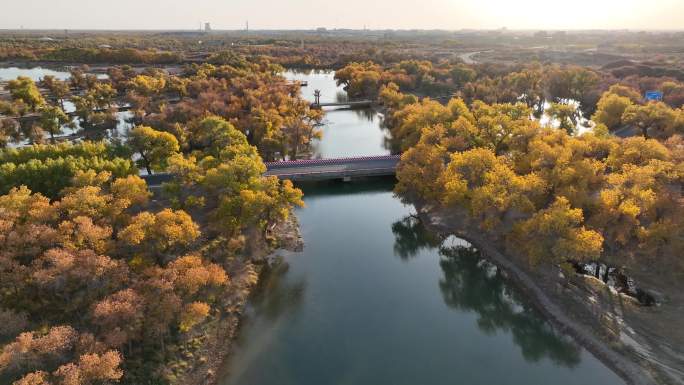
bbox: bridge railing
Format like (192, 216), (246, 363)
(264, 155), (400, 169)
(141, 155), (401, 186)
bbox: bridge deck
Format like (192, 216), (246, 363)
(264, 155), (399, 181)
(142, 155), (399, 186)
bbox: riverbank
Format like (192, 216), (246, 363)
(166, 214), (303, 385)
(414, 202), (681, 385)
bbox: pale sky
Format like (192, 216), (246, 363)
(2, 0), (683, 31)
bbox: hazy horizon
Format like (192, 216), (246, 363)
(2, 0), (683, 31)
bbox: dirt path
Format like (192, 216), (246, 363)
(457, 50), (491, 64)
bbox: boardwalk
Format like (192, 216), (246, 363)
(142, 155), (399, 186)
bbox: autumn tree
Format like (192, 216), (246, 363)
(450, 64), (477, 88)
(395, 140), (448, 203)
(441, 148), (546, 230)
(92, 289), (144, 350)
(544, 66), (600, 115)
(505, 66), (545, 115)
(119, 209), (200, 262)
(31, 248), (128, 315)
(470, 101), (536, 154)
(591, 91), (634, 130)
(590, 159), (681, 255)
(0, 326), (78, 378)
(179, 302), (211, 332)
(127, 126), (180, 174)
(622, 101), (678, 139)
(37, 105), (70, 140)
(53, 350), (124, 385)
(547, 102), (579, 134)
(7, 76), (45, 112)
(40, 75), (71, 110)
(509, 197), (604, 265)
(334, 61), (383, 98)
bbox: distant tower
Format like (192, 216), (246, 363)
(246, 20), (249, 32)
(204, 22), (211, 32)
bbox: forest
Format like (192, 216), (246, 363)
(0, 54), (311, 384)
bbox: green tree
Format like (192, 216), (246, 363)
(127, 126), (180, 174)
(40, 75), (71, 110)
(622, 101), (678, 139)
(547, 102), (579, 134)
(591, 92), (633, 130)
(7, 76), (45, 111)
(37, 105), (70, 140)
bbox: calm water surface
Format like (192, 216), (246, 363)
(218, 72), (625, 385)
(0, 66), (72, 81)
(284, 70), (391, 158)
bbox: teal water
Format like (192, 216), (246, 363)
(218, 180), (624, 385)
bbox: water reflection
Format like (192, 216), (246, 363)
(308, 108), (392, 158)
(439, 246), (581, 367)
(248, 259), (306, 321)
(295, 177), (395, 197)
(352, 107), (379, 122)
(390, 214), (583, 367)
(438, 245), (582, 367)
(335, 91), (348, 103)
(391, 215), (442, 260)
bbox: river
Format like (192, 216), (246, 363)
(216, 70), (625, 385)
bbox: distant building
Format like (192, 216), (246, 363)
(553, 31), (567, 38)
(204, 22), (212, 32)
(534, 30), (549, 39)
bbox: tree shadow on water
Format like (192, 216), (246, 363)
(438, 246), (582, 367)
(391, 215), (443, 260)
(248, 258), (306, 321)
(390, 215), (581, 367)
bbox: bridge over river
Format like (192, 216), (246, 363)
(264, 155), (398, 181)
(142, 155), (399, 186)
